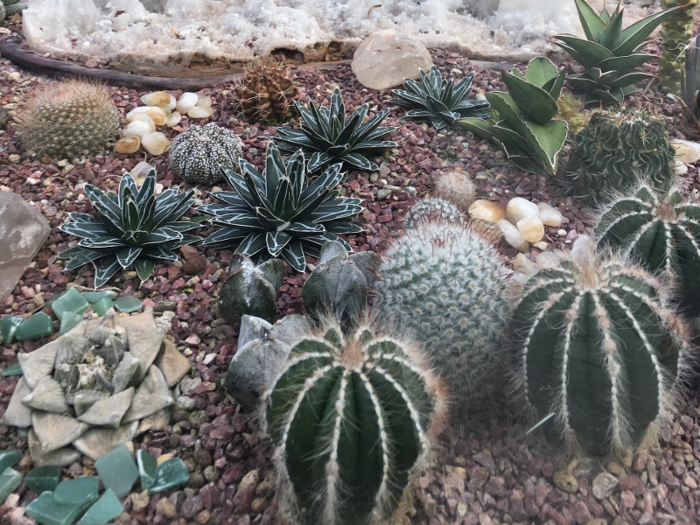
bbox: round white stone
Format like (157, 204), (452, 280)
(122, 120), (154, 139)
(506, 197), (539, 224)
(188, 106), (214, 119)
(141, 132), (171, 156)
(537, 202), (564, 228)
(140, 91), (171, 107)
(197, 95), (212, 108)
(176, 92), (199, 114)
(127, 106), (167, 126)
(498, 219), (529, 252)
(166, 112), (182, 127)
(517, 217), (545, 243)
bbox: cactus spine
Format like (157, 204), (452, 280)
(375, 216), (511, 405)
(403, 197), (463, 229)
(595, 183), (700, 316)
(512, 237), (688, 457)
(659, 0), (698, 95)
(264, 322), (446, 525)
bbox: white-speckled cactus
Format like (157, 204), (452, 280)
(403, 197), (463, 229)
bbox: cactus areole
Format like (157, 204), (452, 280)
(264, 324), (444, 525)
(512, 238), (686, 457)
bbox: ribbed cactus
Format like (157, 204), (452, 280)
(512, 237), (688, 457)
(659, 0), (698, 95)
(375, 217), (511, 405)
(264, 322), (446, 525)
(595, 183), (700, 316)
(403, 197), (463, 229)
(568, 108), (676, 201)
(2, 0), (27, 19)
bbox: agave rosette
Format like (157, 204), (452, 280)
(199, 144), (363, 272)
(59, 169), (200, 287)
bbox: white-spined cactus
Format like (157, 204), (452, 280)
(264, 321), (446, 525)
(375, 217), (511, 405)
(511, 236), (689, 457)
(403, 197), (463, 229)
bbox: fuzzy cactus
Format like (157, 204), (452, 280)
(374, 217), (511, 405)
(659, 0), (698, 95)
(301, 241), (379, 327)
(512, 236), (688, 457)
(595, 183), (700, 316)
(403, 197), (463, 229)
(567, 108), (676, 201)
(264, 321), (446, 525)
(234, 59), (299, 122)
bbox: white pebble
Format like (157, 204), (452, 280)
(122, 120), (153, 139)
(506, 197), (539, 224)
(176, 92), (199, 113)
(517, 217), (545, 243)
(188, 106), (214, 119)
(197, 95), (212, 108)
(498, 219), (529, 252)
(537, 202), (564, 228)
(140, 91), (171, 106)
(166, 112), (182, 127)
(675, 161), (688, 176)
(167, 94), (177, 110)
(127, 106), (167, 126)
(141, 132), (171, 156)
(557, 229), (567, 237)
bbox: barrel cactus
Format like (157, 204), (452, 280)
(595, 183), (700, 316)
(234, 59), (299, 122)
(567, 108), (676, 201)
(403, 197), (463, 229)
(264, 321), (446, 525)
(659, 0), (698, 95)
(374, 217), (511, 405)
(512, 236), (689, 457)
(169, 123), (243, 185)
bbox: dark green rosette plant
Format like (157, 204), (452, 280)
(199, 144), (363, 272)
(59, 169), (200, 287)
(274, 87), (397, 172)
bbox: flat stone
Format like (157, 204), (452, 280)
(95, 444), (139, 498)
(32, 412), (89, 453)
(54, 476), (99, 508)
(1, 316), (23, 344)
(469, 199), (506, 223)
(0, 191), (51, 301)
(77, 387), (135, 428)
(59, 311), (84, 336)
(15, 312), (54, 340)
(115, 312), (166, 383)
(114, 296), (143, 313)
(19, 339), (59, 388)
(351, 30), (433, 91)
(122, 365), (173, 423)
(0, 450), (21, 474)
(73, 421), (139, 461)
(82, 291), (118, 304)
(498, 219), (529, 252)
(77, 489), (123, 525)
(3, 377), (33, 428)
(22, 376), (69, 414)
(24, 465), (62, 494)
(28, 429), (81, 467)
(51, 288), (89, 322)
(155, 340), (191, 388)
(26, 491), (86, 525)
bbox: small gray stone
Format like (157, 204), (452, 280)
(592, 471), (619, 500)
(176, 396), (196, 411)
(179, 376), (201, 395)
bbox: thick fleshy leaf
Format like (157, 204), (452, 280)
(266, 231), (292, 257)
(542, 69), (567, 100)
(201, 227), (251, 246)
(94, 256), (121, 288)
(136, 170), (157, 208)
(236, 233), (267, 257)
(281, 239), (306, 271)
(116, 247), (143, 269)
(307, 152), (336, 173)
(143, 245), (179, 261)
(521, 120), (569, 174)
(264, 144), (286, 200)
(597, 6), (623, 50)
(574, 0), (606, 42)
(501, 70), (558, 125)
(68, 212), (102, 224)
(484, 92), (525, 133)
(615, 4), (691, 57)
(524, 57), (558, 88)
(61, 221), (111, 239)
(552, 36), (614, 69)
(79, 236), (126, 249)
(135, 258), (156, 281)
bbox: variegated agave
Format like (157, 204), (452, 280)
(199, 144), (363, 272)
(59, 169), (200, 287)
(275, 87), (397, 172)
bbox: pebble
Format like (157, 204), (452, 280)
(197, 96), (212, 108)
(498, 219), (529, 252)
(537, 202), (564, 227)
(517, 217), (545, 242)
(176, 92), (199, 114)
(506, 197), (539, 224)
(166, 112), (182, 127)
(156, 497), (177, 518)
(141, 132), (171, 156)
(188, 106), (215, 119)
(377, 189), (391, 200)
(141, 91), (172, 107)
(131, 490), (150, 513)
(675, 161), (688, 176)
(115, 136), (141, 154)
(8, 154), (19, 163)
(123, 120), (153, 139)
(469, 199), (506, 223)
(592, 471), (619, 500)
(127, 106), (167, 126)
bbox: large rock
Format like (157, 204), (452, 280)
(0, 191), (51, 301)
(351, 31), (433, 91)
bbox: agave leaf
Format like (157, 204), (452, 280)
(402, 78), (426, 97)
(607, 71), (653, 90)
(60, 221), (110, 239)
(298, 164), (344, 213)
(521, 120), (568, 174)
(141, 228), (183, 246)
(456, 117), (498, 141)
(309, 202), (365, 222)
(524, 57), (558, 88)
(352, 109), (394, 145)
(452, 72), (476, 104)
(64, 248), (103, 271)
(566, 74), (605, 92)
(153, 192), (195, 230)
(419, 68), (439, 100)
(281, 239), (306, 272)
(80, 236), (125, 249)
(309, 100), (333, 139)
(266, 231), (292, 257)
(179, 235), (202, 246)
(509, 154), (547, 173)
(237, 233), (267, 257)
(485, 92), (526, 133)
(167, 221), (200, 232)
(85, 185), (122, 224)
(491, 123), (532, 154)
(227, 163), (261, 207)
(574, 0), (606, 42)
(118, 175), (138, 208)
(134, 258), (156, 282)
(552, 35), (614, 69)
(599, 4), (611, 23)
(307, 152), (335, 173)
(275, 128), (317, 150)
(334, 111), (363, 147)
(597, 6), (623, 50)
(201, 227), (251, 246)
(330, 88), (345, 125)
(138, 195), (156, 231)
(67, 212), (102, 224)
(254, 207), (286, 230)
(342, 152), (376, 171)
(389, 89), (429, 107)
(143, 245), (179, 261)
(265, 144), (286, 200)
(94, 256), (121, 288)
(136, 170), (156, 209)
(324, 222), (363, 234)
(122, 193), (140, 232)
(116, 247), (143, 268)
(542, 69), (567, 100)
(212, 214), (263, 229)
(295, 103), (325, 138)
(598, 53), (654, 74)
(285, 222), (327, 235)
(615, 4), (691, 57)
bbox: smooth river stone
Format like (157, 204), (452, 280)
(115, 136), (140, 154)
(18, 338), (59, 388)
(23, 376), (69, 414)
(141, 91), (171, 107)
(73, 421), (139, 461)
(516, 217), (545, 243)
(77, 387), (134, 428)
(137, 449), (157, 490)
(95, 444), (139, 498)
(3, 377), (33, 428)
(141, 132), (171, 156)
(122, 120), (153, 139)
(114, 296), (143, 313)
(122, 366), (173, 423)
(0, 191), (51, 301)
(32, 412), (89, 453)
(127, 106), (168, 126)
(506, 197), (539, 224)
(498, 219), (529, 252)
(468, 199), (506, 223)
(537, 202), (564, 227)
(77, 489), (123, 525)
(176, 92), (198, 113)
(155, 339), (191, 388)
(51, 288), (89, 322)
(115, 312), (166, 383)
(188, 106), (214, 119)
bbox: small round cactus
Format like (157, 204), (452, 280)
(375, 217), (511, 406)
(403, 197), (463, 229)
(434, 170), (478, 213)
(170, 123), (243, 185)
(512, 236), (689, 457)
(264, 321), (446, 525)
(234, 59), (299, 122)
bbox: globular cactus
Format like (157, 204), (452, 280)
(234, 59), (299, 122)
(301, 241), (379, 327)
(20, 80), (119, 161)
(595, 183), (700, 316)
(434, 170), (478, 213)
(264, 321), (446, 525)
(659, 0), (698, 95)
(403, 197), (463, 229)
(2, 0), (27, 19)
(567, 108), (676, 201)
(374, 216), (511, 405)
(511, 236), (689, 458)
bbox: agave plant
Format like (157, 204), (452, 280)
(680, 33), (700, 137)
(199, 144), (363, 272)
(552, 0), (691, 106)
(59, 169), (200, 287)
(274, 87), (397, 172)
(389, 65), (490, 130)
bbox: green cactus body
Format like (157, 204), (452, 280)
(568, 109), (676, 201)
(403, 198), (463, 229)
(595, 184), (700, 316)
(264, 323), (445, 525)
(375, 217), (510, 404)
(512, 237), (687, 457)
(659, 0), (698, 95)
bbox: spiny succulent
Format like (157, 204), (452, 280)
(567, 108), (676, 201)
(234, 58), (299, 122)
(680, 33), (700, 137)
(434, 170), (478, 213)
(375, 216), (511, 405)
(264, 320), (446, 525)
(275, 87), (398, 172)
(659, 0), (697, 95)
(169, 123), (243, 186)
(389, 65), (490, 130)
(59, 169), (200, 287)
(199, 143), (363, 272)
(403, 197), (463, 229)
(511, 236), (689, 457)
(20, 80), (120, 160)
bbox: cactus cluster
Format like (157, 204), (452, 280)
(403, 197), (463, 229)
(567, 108), (676, 201)
(511, 237), (688, 457)
(20, 80), (120, 161)
(264, 321), (446, 525)
(659, 0), (698, 95)
(375, 213), (511, 404)
(234, 59), (299, 122)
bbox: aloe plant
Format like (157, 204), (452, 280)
(552, 0), (692, 106)
(457, 57), (568, 174)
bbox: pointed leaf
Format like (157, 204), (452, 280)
(521, 120), (569, 174)
(502, 70), (558, 125)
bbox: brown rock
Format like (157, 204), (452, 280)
(156, 497), (177, 518)
(115, 137), (140, 154)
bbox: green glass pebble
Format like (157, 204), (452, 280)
(114, 296), (143, 313)
(0, 450), (21, 473)
(0, 468), (22, 504)
(26, 491), (84, 525)
(149, 458), (190, 494)
(95, 445), (138, 498)
(25, 466), (62, 494)
(54, 476), (99, 508)
(59, 311), (84, 336)
(137, 449), (157, 490)
(91, 297), (114, 317)
(76, 489), (123, 525)
(51, 288), (89, 322)
(0, 316), (23, 344)
(1, 363), (22, 377)
(82, 291), (117, 304)
(15, 313), (54, 341)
